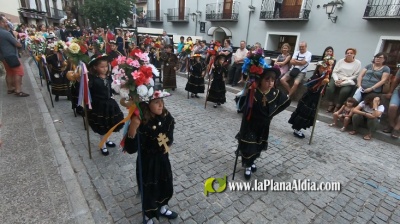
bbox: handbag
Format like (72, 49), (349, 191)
(4, 55), (21, 68)
(289, 53), (308, 78)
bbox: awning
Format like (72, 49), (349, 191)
(207, 26), (232, 37)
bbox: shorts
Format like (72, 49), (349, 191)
(283, 70), (305, 82)
(2, 59), (24, 76)
(389, 89), (400, 106)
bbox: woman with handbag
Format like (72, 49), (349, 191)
(274, 43), (291, 79)
(353, 52), (390, 102)
(325, 48), (361, 112)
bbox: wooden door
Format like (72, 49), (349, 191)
(382, 40), (400, 76)
(179, 0), (185, 20)
(223, 0), (233, 19)
(156, 0), (160, 20)
(281, 0), (303, 18)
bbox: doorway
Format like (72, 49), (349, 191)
(156, 0), (160, 20)
(179, 0), (185, 20)
(382, 40), (400, 76)
(223, 0), (233, 19)
(214, 29), (227, 43)
(281, 0), (303, 18)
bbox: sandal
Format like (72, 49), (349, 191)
(349, 131), (357, 135)
(326, 104), (335, 113)
(328, 123), (336, 127)
(340, 127), (346, 132)
(7, 89), (15, 94)
(363, 134), (372, 140)
(14, 92), (30, 97)
(391, 130), (400, 139)
(383, 127), (393, 133)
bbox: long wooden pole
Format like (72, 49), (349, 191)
(84, 106), (92, 159)
(204, 68), (212, 109)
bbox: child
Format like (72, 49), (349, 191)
(88, 54), (124, 155)
(329, 97), (358, 131)
(124, 90), (177, 224)
(185, 54), (205, 98)
(206, 55), (227, 108)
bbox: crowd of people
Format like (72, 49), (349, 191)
(1, 17), (400, 223)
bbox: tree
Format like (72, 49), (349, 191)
(82, 0), (135, 28)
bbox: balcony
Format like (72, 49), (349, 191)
(49, 7), (66, 19)
(363, 0), (400, 19)
(147, 10), (163, 23)
(167, 8), (189, 22)
(136, 17), (148, 27)
(205, 2), (240, 21)
(136, 0), (147, 3)
(259, 0), (312, 21)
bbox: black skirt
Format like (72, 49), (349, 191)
(88, 98), (124, 135)
(185, 72), (205, 94)
(288, 90), (320, 130)
(70, 81), (80, 110)
(206, 78), (226, 104)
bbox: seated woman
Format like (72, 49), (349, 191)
(274, 43), (291, 79)
(353, 52), (390, 102)
(326, 48), (361, 112)
(349, 94), (384, 140)
(383, 69), (400, 138)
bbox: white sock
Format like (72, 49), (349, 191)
(161, 205), (172, 215)
(245, 167), (251, 175)
(145, 216), (153, 224)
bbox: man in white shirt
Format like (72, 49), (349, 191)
(228, 40), (248, 86)
(280, 41), (312, 97)
(162, 31), (171, 45)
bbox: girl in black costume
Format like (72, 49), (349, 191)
(124, 90), (178, 224)
(236, 66), (290, 180)
(88, 54), (124, 156)
(185, 54), (206, 98)
(206, 55), (227, 108)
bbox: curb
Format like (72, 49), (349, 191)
(24, 58), (95, 224)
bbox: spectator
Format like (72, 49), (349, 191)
(228, 40), (248, 86)
(274, 0), (283, 18)
(219, 39), (233, 69)
(383, 69), (400, 138)
(74, 26), (82, 38)
(353, 52), (390, 102)
(177, 36), (184, 53)
(162, 31), (171, 45)
(195, 40), (208, 60)
(326, 48), (361, 112)
(349, 94), (384, 140)
(280, 41), (312, 97)
(0, 16), (29, 97)
(60, 24), (67, 42)
(275, 43), (291, 78)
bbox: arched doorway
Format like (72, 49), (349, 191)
(207, 26), (232, 43)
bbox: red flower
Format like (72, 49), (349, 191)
(139, 66), (153, 79)
(250, 65), (263, 75)
(80, 45), (87, 54)
(154, 43), (161, 48)
(130, 48), (142, 57)
(134, 74), (147, 86)
(111, 59), (118, 67)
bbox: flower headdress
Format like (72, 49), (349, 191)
(207, 40), (221, 56)
(242, 48), (271, 76)
(110, 52), (161, 103)
(65, 38), (90, 65)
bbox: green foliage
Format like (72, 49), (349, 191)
(83, 0), (135, 28)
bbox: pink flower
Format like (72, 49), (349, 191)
(153, 90), (161, 98)
(145, 78), (153, 85)
(126, 58), (134, 65)
(116, 56), (127, 65)
(131, 70), (141, 79)
(130, 60), (140, 68)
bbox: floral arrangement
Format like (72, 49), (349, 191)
(183, 41), (193, 54)
(242, 48), (270, 76)
(207, 40), (221, 56)
(47, 40), (67, 52)
(111, 53), (164, 103)
(27, 35), (47, 61)
(65, 38), (90, 65)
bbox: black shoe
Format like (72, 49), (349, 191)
(251, 164), (257, 173)
(160, 209), (178, 219)
(217, 103), (221, 105)
(293, 130), (305, 139)
(195, 94), (200, 98)
(213, 104), (217, 108)
(244, 168), (251, 180)
(101, 148), (109, 156)
(55, 95), (59, 102)
(106, 141), (116, 147)
(191, 93), (195, 98)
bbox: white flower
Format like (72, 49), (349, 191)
(111, 80), (121, 93)
(149, 78), (154, 87)
(147, 87), (154, 97)
(112, 65), (119, 74)
(120, 88), (130, 99)
(137, 85), (148, 97)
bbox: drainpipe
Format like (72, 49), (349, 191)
(194, 0), (199, 36)
(245, 0), (253, 44)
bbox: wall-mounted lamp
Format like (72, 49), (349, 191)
(196, 10), (202, 17)
(191, 11), (202, 21)
(323, 1), (343, 23)
(248, 5), (255, 13)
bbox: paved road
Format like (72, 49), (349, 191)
(24, 57), (400, 224)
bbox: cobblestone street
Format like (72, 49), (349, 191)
(27, 57), (400, 224)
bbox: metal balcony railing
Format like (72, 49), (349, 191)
(259, 0), (312, 20)
(363, 0), (400, 18)
(205, 2), (240, 21)
(167, 8), (189, 22)
(49, 7), (65, 19)
(147, 10), (163, 22)
(136, 0), (147, 3)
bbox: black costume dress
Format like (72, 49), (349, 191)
(185, 60), (205, 94)
(206, 64), (227, 104)
(124, 112), (175, 220)
(108, 50), (124, 61)
(236, 88), (290, 166)
(288, 71), (327, 131)
(46, 53), (69, 97)
(161, 53), (178, 89)
(88, 75), (124, 135)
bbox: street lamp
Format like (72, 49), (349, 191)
(323, 2), (338, 23)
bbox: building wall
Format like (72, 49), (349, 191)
(0, 0), (20, 23)
(147, 0), (400, 67)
